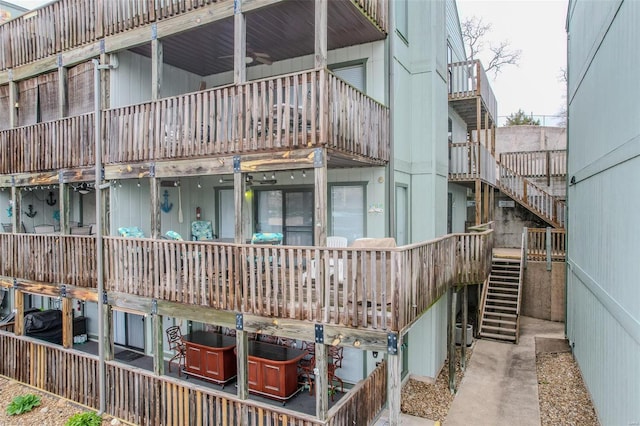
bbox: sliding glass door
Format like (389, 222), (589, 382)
(256, 188), (313, 246)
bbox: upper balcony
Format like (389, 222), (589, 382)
(448, 60), (497, 130)
(0, 68), (389, 175)
(0, 0), (387, 76)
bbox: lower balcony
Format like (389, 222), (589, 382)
(0, 228), (493, 335)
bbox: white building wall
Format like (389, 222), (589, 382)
(567, 1), (640, 424)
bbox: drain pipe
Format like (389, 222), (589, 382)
(93, 58), (116, 415)
(387, 0), (396, 239)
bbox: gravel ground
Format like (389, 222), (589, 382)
(537, 352), (599, 426)
(0, 377), (120, 426)
(401, 344), (600, 425)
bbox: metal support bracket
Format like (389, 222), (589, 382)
(149, 163), (156, 178)
(60, 285), (67, 298)
(12, 278), (18, 289)
(387, 332), (398, 355)
(102, 291), (108, 304)
(100, 39), (106, 54)
(100, 167), (105, 181)
(57, 55), (63, 67)
(315, 324), (324, 344)
(11, 176), (15, 187)
(234, 0), (240, 14)
(151, 23), (158, 40)
(313, 148), (324, 168)
(236, 313), (243, 330)
(7, 69), (13, 81)
(233, 156), (241, 173)
(151, 299), (158, 315)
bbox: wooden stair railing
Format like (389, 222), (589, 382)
(497, 162), (565, 228)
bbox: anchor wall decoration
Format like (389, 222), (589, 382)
(160, 190), (173, 213)
(25, 204), (37, 218)
(46, 192), (57, 206)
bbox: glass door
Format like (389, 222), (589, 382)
(255, 189), (313, 245)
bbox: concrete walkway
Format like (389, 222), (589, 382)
(374, 316), (564, 425)
(445, 316), (564, 426)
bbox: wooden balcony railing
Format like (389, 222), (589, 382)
(102, 68), (388, 164)
(327, 360), (387, 425)
(449, 142), (497, 185)
(499, 150), (567, 179)
(448, 60), (498, 123)
(0, 233), (96, 287)
(0, 113), (94, 174)
(0, 0), (387, 72)
(0, 333), (327, 425)
(498, 163), (566, 228)
(0, 229), (491, 333)
(526, 228), (566, 261)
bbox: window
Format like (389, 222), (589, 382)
(395, 185), (408, 245)
(331, 61), (366, 93)
(255, 188), (314, 246)
(330, 184), (365, 244)
(396, 0), (408, 42)
(216, 188), (235, 239)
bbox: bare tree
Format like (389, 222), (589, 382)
(462, 16), (521, 78)
(556, 68), (567, 127)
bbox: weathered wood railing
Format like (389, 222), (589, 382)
(0, 233), (96, 287)
(498, 163), (566, 228)
(0, 332), (323, 425)
(499, 150), (567, 179)
(0, 113), (94, 174)
(0, 333), (99, 407)
(327, 360), (387, 425)
(526, 227), (566, 261)
(448, 60), (498, 122)
(104, 229), (493, 333)
(449, 142), (497, 185)
(328, 72), (389, 162)
(102, 68), (388, 164)
(0, 0), (387, 72)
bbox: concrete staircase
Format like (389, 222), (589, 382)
(479, 256), (523, 343)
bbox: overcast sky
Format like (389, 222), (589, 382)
(457, 0), (568, 125)
(9, 0), (569, 125)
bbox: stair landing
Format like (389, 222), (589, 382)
(493, 248), (522, 260)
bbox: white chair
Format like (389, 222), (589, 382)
(305, 236), (348, 283)
(70, 226), (91, 235)
(326, 236), (348, 248)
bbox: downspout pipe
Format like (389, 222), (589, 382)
(387, 0), (396, 239)
(93, 58), (115, 415)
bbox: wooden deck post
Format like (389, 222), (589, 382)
(234, 0), (246, 85)
(152, 313), (164, 376)
(14, 289), (24, 336)
(59, 184), (70, 235)
(483, 182), (489, 223)
(8, 81), (18, 128)
(461, 285), (468, 370)
(315, 342), (328, 420)
(387, 348), (402, 425)
(61, 297), (73, 348)
(447, 286), (457, 393)
(151, 35), (163, 100)
(475, 179), (481, 226)
(103, 304), (114, 361)
(234, 171), (246, 244)
(314, 148), (327, 246)
(150, 177), (161, 239)
(58, 63), (68, 118)
(11, 187), (21, 233)
(315, 0), (327, 69)
(236, 329), (249, 425)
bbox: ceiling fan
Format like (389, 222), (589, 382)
(219, 46), (272, 65)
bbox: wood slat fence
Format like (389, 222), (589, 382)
(526, 228), (566, 261)
(0, 0), (387, 72)
(499, 150), (567, 178)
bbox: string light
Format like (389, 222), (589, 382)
(137, 180), (141, 188)
(262, 173), (267, 181)
(197, 180), (202, 189)
(290, 172), (294, 180)
(302, 170), (307, 178)
(271, 172), (276, 180)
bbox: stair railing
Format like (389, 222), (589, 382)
(515, 230), (526, 344)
